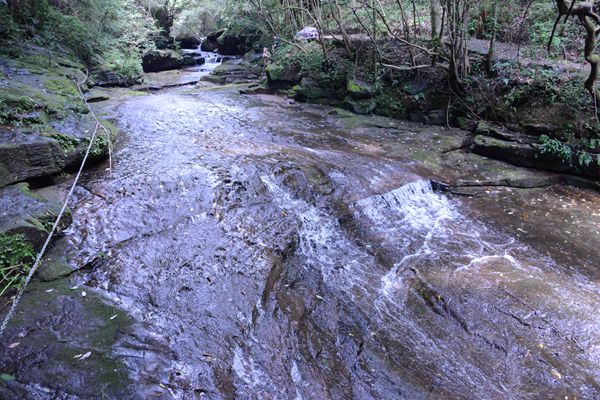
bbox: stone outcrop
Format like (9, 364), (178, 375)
(201, 30), (224, 52)
(217, 31), (246, 55)
(200, 58), (261, 85)
(0, 183), (71, 251)
(471, 123), (600, 180)
(176, 33), (201, 49)
(91, 68), (143, 87)
(142, 50), (196, 73)
(201, 29), (255, 55)
(266, 63), (301, 89)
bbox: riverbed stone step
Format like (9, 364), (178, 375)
(201, 61), (261, 84)
(472, 132), (600, 181)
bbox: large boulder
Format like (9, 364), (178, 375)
(217, 32), (245, 55)
(471, 134), (600, 180)
(266, 63), (301, 89)
(176, 33), (202, 49)
(151, 33), (176, 50)
(201, 30), (224, 52)
(292, 78), (339, 102)
(142, 50), (195, 73)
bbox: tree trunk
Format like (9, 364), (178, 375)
(487, 0), (498, 75)
(431, 0), (443, 38)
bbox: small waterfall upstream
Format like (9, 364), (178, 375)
(181, 45), (238, 74)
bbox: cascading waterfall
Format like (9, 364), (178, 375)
(201, 51), (225, 65)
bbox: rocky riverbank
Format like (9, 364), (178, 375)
(0, 45), (116, 299)
(253, 39), (600, 185)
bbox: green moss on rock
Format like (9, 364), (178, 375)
(346, 79), (374, 100)
(44, 77), (80, 98)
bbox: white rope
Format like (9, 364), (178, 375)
(0, 76), (104, 338)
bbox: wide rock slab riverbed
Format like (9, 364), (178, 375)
(1, 79), (599, 399)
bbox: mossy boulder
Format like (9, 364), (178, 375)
(294, 78), (339, 101)
(201, 29), (225, 52)
(346, 79), (374, 100)
(266, 63), (301, 89)
(344, 97), (376, 115)
(216, 29), (257, 56)
(0, 46), (116, 188)
(142, 49), (195, 73)
(176, 33), (202, 49)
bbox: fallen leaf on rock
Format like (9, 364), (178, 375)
(8, 342), (20, 349)
(551, 369), (562, 380)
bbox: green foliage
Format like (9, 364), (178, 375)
(538, 133), (600, 169)
(374, 88), (407, 118)
(4, 0), (156, 81)
(275, 43), (352, 89)
(538, 135), (572, 164)
(0, 233), (35, 297)
(44, 9), (99, 64)
(578, 151), (595, 167)
(103, 49), (143, 81)
(175, 0), (226, 36)
(49, 132), (80, 152)
(0, 94), (37, 125)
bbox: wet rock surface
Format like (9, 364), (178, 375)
(1, 73), (599, 399)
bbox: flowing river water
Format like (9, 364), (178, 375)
(1, 65), (600, 399)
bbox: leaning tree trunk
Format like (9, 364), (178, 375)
(579, 14), (600, 100)
(554, 0), (600, 101)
